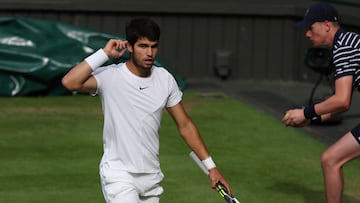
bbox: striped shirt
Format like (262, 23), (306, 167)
(333, 28), (360, 90)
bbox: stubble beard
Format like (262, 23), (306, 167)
(131, 53), (153, 77)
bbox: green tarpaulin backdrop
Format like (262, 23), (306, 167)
(0, 16), (185, 96)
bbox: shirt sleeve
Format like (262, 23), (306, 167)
(334, 48), (359, 79)
(333, 41), (359, 80)
(166, 73), (183, 108)
(91, 64), (118, 95)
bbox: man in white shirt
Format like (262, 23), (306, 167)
(62, 18), (231, 203)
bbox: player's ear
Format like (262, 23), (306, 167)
(324, 21), (331, 32)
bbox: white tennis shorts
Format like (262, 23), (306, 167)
(100, 162), (164, 203)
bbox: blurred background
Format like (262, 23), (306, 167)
(0, 0), (360, 96)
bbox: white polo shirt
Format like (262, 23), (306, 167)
(93, 63), (183, 173)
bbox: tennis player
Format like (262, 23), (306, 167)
(283, 2), (360, 203)
(62, 18), (231, 203)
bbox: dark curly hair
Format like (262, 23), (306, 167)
(125, 18), (160, 46)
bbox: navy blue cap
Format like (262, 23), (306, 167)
(294, 2), (339, 29)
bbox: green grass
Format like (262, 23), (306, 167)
(1, 93), (360, 203)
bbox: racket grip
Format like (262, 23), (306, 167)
(216, 181), (240, 203)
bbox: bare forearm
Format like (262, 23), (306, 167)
(315, 95), (350, 116)
(62, 39), (128, 93)
(314, 76), (352, 116)
(179, 121), (210, 160)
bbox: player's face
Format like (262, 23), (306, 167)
(130, 37), (159, 70)
(305, 22), (330, 46)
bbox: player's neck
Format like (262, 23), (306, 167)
(126, 61), (151, 78)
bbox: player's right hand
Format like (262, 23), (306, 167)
(103, 39), (128, 58)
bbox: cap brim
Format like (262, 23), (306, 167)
(294, 20), (312, 29)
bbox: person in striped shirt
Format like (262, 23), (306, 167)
(282, 2), (360, 203)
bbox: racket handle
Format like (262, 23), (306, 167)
(216, 181), (240, 203)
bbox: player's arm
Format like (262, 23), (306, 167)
(166, 102), (231, 193)
(62, 60), (98, 93)
(315, 75), (353, 116)
(166, 102), (208, 158)
(62, 39), (128, 93)
(283, 75), (353, 126)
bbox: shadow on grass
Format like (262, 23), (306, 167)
(269, 181), (360, 203)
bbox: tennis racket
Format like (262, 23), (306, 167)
(189, 151), (240, 203)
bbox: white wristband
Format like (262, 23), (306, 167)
(202, 156), (216, 170)
(84, 49), (109, 71)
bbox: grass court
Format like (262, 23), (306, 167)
(1, 93), (360, 202)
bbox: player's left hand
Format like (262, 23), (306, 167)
(209, 168), (231, 195)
